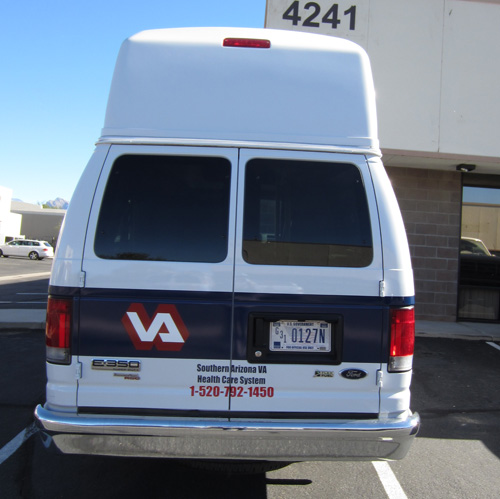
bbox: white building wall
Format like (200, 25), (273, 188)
(265, 0), (500, 173)
(439, 0), (500, 160)
(366, 0), (443, 154)
(0, 186), (22, 244)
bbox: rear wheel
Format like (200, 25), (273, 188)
(29, 251), (39, 260)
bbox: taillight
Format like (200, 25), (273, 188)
(389, 308), (415, 372)
(46, 297), (72, 364)
(223, 38), (271, 49)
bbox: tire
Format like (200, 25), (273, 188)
(0, 249), (3, 257)
(182, 459), (292, 474)
(29, 251), (40, 260)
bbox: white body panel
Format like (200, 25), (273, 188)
(77, 357), (380, 414)
(51, 145), (111, 288)
(102, 28), (378, 153)
(235, 149), (383, 297)
(45, 362), (78, 410)
(81, 145), (238, 292)
(367, 157), (414, 297)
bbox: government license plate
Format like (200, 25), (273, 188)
(270, 321), (331, 352)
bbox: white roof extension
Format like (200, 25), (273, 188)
(101, 27), (379, 154)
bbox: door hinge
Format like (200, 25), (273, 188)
(376, 370), (383, 387)
(79, 271), (86, 288)
(379, 280), (385, 297)
(75, 362), (82, 379)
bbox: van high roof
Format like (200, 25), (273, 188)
(100, 27), (379, 154)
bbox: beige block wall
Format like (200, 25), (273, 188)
(386, 167), (462, 321)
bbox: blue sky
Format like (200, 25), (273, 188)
(1, 1), (267, 204)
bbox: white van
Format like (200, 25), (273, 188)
(35, 27), (419, 467)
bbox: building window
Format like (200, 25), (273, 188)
(459, 179), (500, 321)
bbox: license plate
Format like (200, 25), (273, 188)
(270, 321), (331, 352)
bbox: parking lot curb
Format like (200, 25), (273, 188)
(0, 323), (45, 332)
(416, 320), (500, 342)
(0, 271), (51, 283)
(416, 331), (499, 341)
(0, 309), (46, 332)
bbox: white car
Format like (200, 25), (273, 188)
(0, 239), (54, 260)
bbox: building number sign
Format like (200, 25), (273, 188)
(282, 1), (357, 31)
(266, 0), (368, 44)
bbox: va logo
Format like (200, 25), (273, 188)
(122, 303), (190, 351)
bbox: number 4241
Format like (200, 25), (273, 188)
(283, 1), (357, 30)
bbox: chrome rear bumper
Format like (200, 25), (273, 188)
(35, 405), (420, 461)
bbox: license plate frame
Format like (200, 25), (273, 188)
(247, 312), (342, 365)
(270, 320), (332, 353)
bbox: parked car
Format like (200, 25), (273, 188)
(460, 237), (494, 257)
(0, 239), (54, 260)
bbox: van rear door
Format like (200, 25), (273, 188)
(77, 145), (238, 414)
(229, 149), (384, 417)
(76, 145), (384, 417)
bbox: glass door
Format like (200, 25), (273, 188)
(459, 180), (500, 321)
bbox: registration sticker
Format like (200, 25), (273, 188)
(270, 321), (331, 352)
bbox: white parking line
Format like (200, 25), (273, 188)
(372, 461), (408, 499)
(486, 341), (500, 352)
(0, 423), (38, 466)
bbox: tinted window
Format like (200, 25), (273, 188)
(243, 159), (373, 267)
(95, 155), (231, 263)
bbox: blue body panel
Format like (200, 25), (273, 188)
(50, 286), (414, 364)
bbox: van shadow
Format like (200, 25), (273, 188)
(24, 437), (270, 499)
(411, 337), (500, 459)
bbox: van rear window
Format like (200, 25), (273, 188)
(242, 159), (373, 267)
(94, 155), (231, 263)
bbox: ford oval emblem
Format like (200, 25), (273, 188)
(340, 369), (367, 380)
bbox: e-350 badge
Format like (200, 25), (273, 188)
(91, 359), (141, 372)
